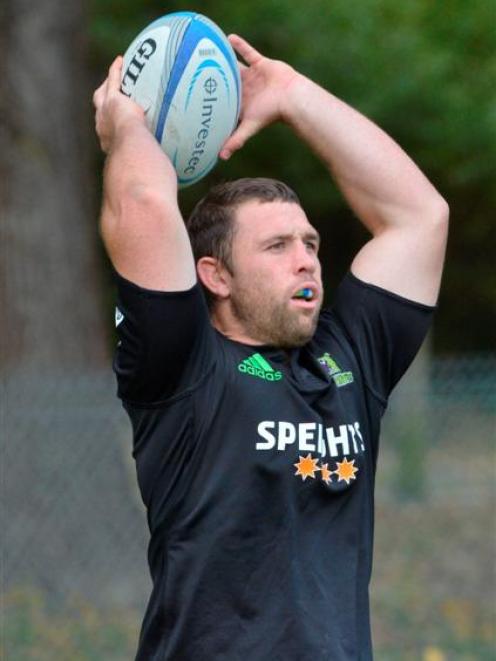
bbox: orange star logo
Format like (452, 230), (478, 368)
(294, 454), (319, 481)
(320, 463), (334, 485)
(334, 457), (358, 484)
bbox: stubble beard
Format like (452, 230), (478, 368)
(230, 283), (321, 348)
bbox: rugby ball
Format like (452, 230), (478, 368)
(121, 12), (241, 187)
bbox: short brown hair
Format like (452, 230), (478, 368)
(185, 178), (300, 305)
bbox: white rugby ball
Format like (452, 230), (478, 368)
(121, 12), (241, 187)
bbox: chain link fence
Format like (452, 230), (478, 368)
(2, 354), (495, 659)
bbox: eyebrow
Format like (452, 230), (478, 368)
(259, 230), (321, 247)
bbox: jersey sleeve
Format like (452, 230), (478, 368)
(325, 272), (435, 405)
(113, 272), (215, 406)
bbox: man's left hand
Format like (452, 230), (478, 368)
(220, 35), (299, 160)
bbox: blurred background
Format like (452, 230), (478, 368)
(2, 0), (494, 659)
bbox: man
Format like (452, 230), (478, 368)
(94, 34), (448, 660)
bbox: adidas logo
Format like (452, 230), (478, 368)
(238, 353), (283, 382)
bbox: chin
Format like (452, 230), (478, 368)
(272, 318), (319, 349)
(230, 288), (321, 348)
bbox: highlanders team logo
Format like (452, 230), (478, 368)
(317, 352), (354, 387)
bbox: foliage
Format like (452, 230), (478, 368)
(88, 0), (495, 351)
(2, 588), (139, 660)
(371, 499), (495, 660)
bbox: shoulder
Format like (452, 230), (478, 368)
(114, 273), (221, 405)
(318, 271), (435, 331)
(313, 271), (435, 403)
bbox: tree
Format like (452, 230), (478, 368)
(1, 0), (140, 615)
(1, 0), (108, 373)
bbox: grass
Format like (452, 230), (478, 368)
(371, 500), (495, 659)
(2, 588), (139, 660)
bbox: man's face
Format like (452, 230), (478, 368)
(226, 200), (323, 347)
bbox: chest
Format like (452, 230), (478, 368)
(196, 345), (373, 495)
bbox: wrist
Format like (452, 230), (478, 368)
(279, 72), (313, 125)
(108, 112), (148, 152)
(113, 108), (146, 137)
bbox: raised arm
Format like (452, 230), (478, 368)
(93, 57), (196, 291)
(222, 36), (449, 305)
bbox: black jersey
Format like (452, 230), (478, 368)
(113, 272), (434, 661)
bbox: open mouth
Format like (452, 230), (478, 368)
(291, 287), (317, 302)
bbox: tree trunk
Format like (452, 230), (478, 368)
(1, 0), (108, 373)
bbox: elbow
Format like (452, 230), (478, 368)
(434, 195), (450, 225)
(425, 194), (449, 238)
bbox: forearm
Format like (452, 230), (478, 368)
(281, 75), (448, 233)
(101, 118), (195, 291)
(103, 117), (178, 220)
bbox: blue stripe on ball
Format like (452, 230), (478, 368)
(155, 15), (240, 143)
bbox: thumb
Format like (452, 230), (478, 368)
(219, 118), (260, 160)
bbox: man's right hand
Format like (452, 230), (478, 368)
(93, 56), (145, 154)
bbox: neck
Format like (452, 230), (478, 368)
(210, 301), (264, 346)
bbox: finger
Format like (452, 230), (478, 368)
(219, 118), (260, 160)
(228, 34), (263, 66)
(107, 55), (124, 92)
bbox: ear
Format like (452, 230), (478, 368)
(197, 257), (231, 300)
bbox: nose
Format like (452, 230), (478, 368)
(293, 240), (317, 274)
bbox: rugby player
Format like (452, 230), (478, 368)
(93, 35), (448, 660)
